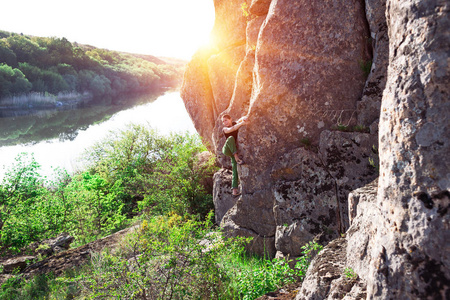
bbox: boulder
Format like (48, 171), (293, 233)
(2, 256), (35, 274)
(213, 169), (237, 224)
(296, 238), (367, 300)
(183, 0), (374, 255)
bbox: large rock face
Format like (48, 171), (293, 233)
(182, 0), (377, 256)
(295, 0), (450, 299)
(182, 0), (449, 296)
(363, 0), (450, 297)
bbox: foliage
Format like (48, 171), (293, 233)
(0, 127), (216, 252)
(0, 123), (327, 299)
(84, 124), (217, 220)
(0, 153), (49, 251)
(295, 240), (323, 281)
(82, 212), (236, 299)
(368, 145), (379, 174)
(300, 137), (311, 148)
(0, 273), (78, 300)
(231, 256), (296, 300)
(0, 212), (323, 299)
(333, 123), (369, 133)
(359, 59), (373, 77)
(344, 267), (358, 280)
(0, 31), (183, 101)
(0, 64), (32, 98)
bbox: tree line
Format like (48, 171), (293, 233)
(0, 30), (183, 101)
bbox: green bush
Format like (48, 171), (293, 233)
(83, 213), (237, 299)
(0, 127), (216, 251)
(84, 124), (217, 219)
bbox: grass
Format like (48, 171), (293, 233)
(333, 124), (370, 133)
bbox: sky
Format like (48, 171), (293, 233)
(0, 0), (215, 60)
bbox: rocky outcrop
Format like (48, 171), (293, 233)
(182, 0), (378, 256)
(2, 256), (35, 274)
(362, 0), (450, 297)
(295, 0), (450, 298)
(0, 227), (136, 284)
(182, 0), (449, 297)
(29, 233), (74, 257)
(296, 238), (367, 300)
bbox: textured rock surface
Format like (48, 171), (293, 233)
(29, 233), (74, 256)
(249, 0), (272, 16)
(208, 45), (246, 115)
(364, 0), (450, 297)
(213, 168), (237, 224)
(182, 0), (376, 256)
(2, 256), (35, 274)
(181, 48), (216, 150)
(296, 238), (367, 300)
(297, 0), (450, 298)
(272, 131), (377, 256)
(356, 0), (389, 129)
(224, 0), (372, 255)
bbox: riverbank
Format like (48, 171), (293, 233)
(0, 91), (92, 110)
(0, 91), (195, 180)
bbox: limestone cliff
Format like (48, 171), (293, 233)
(181, 0), (449, 298)
(183, 0), (380, 254)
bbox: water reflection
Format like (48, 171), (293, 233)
(0, 92), (163, 147)
(0, 91), (195, 179)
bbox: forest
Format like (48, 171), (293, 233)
(0, 30), (183, 105)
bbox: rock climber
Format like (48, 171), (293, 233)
(221, 114), (249, 196)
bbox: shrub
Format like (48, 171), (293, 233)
(85, 212), (239, 299)
(295, 240), (323, 281)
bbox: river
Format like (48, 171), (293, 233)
(0, 91), (196, 180)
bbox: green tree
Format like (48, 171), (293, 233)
(0, 154), (47, 250)
(0, 40), (17, 66)
(0, 64), (32, 98)
(6, 35), (47, 66)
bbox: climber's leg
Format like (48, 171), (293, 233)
(222, 136), (237, 157)
(230, 156), (238, 189)
(222, 136), (239, 193)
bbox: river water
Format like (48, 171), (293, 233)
(0, 91), (196, 179)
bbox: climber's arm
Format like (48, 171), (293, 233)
(223, 116), (249, 134)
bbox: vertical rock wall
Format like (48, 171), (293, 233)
(182, 0), (449, 296)
(297, 0), (449, 299)
(366, 0), (450, 297)
(182, 0), (380, 256)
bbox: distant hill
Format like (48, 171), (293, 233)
(0, 30), (185, 104)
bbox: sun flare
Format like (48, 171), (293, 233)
(0, 0), (215, 60)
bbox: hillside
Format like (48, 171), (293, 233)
(0, 30), (184, 106)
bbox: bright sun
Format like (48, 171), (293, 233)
(0, 0), (215, 60)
